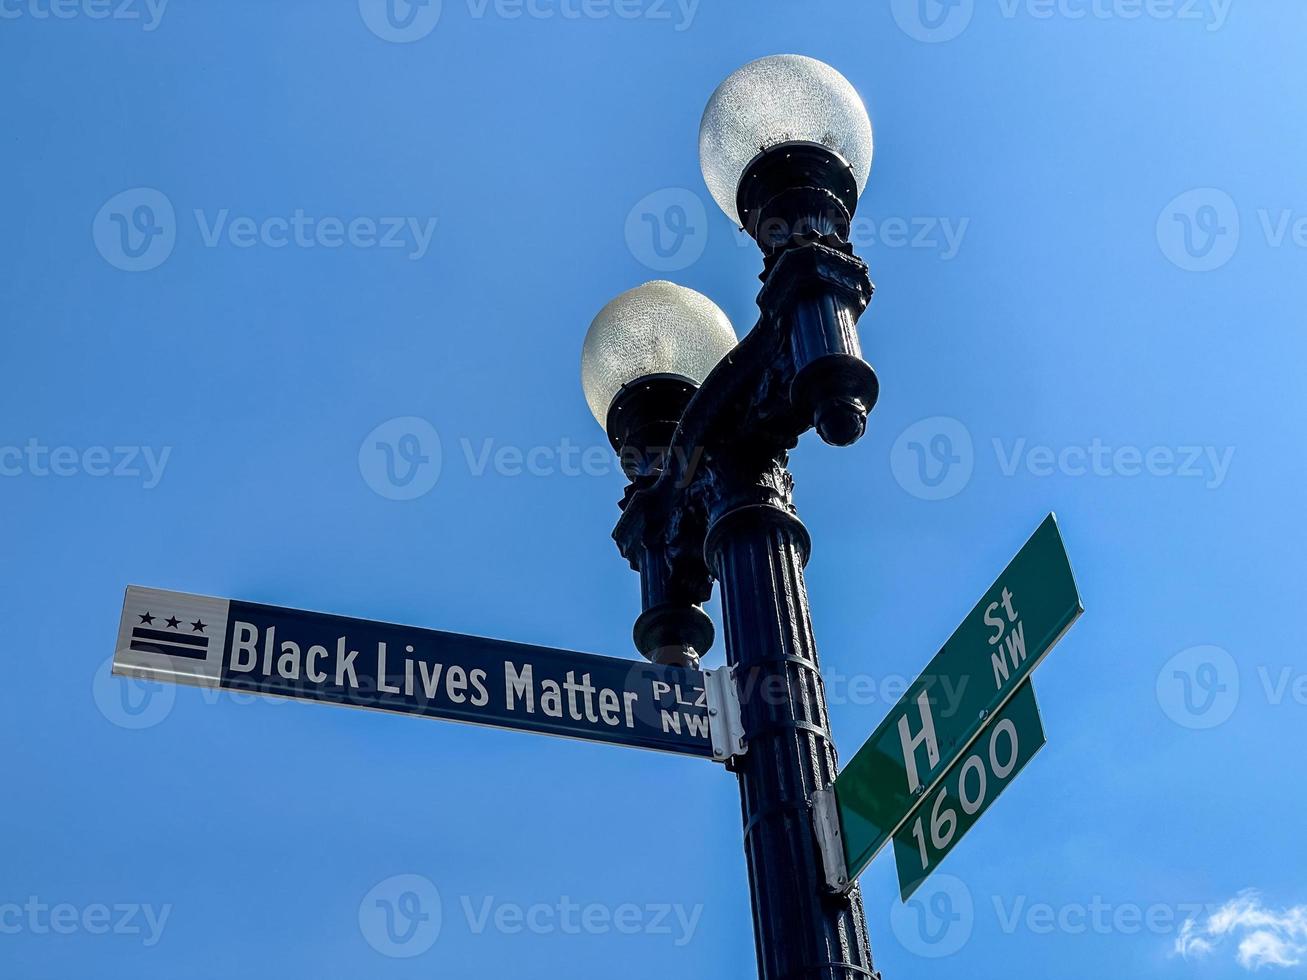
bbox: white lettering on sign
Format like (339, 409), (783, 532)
(652, 680), (711, 737)
(230, 622), (498, 704)
(907, 716), (1023, 872)
(661, 709), (711, 738)
(985, 587), (1028, 690)
(504, 662), (638, 727)
(231, 622), (258, 672)
(334, 637), (358, 687)
(505, 660), (534, 711)
(306, 645), (329, 683)
(897, 690), (941, 795)
(222, 624), (713, 738)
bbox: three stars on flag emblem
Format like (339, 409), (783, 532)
(129, 611), (211, 661)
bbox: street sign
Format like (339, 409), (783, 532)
(830, 514), (1081, 882)
(112, 586), (718, 758)
(892, 680), (1045, 899)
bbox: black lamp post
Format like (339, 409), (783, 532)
(581, 55), (880, 980)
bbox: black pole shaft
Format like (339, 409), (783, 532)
(706, 483), (875, 980)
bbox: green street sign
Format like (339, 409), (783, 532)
(831, 514), (1082, 882)
(892, 680), (1046, 900)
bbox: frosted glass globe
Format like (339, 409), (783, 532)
(699, 55), (874, 225)
(580, 281), (737, 426)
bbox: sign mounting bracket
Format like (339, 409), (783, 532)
(705, 666), (746, 764)
(812, 787), (852, 895)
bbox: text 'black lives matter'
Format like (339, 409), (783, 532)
(112, 585), (717, 758)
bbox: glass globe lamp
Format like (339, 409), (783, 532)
(699, 55), (873, 243)
(580, 281), (737, 475)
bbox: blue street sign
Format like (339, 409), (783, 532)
(112, 586), (715, 757)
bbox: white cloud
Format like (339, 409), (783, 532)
(1176, 891), (1307, 971)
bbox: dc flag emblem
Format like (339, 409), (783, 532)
(128, 611), (211, 661)
(113, 586), (232, 687)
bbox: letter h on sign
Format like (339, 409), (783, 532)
(898, 690), (940, 795)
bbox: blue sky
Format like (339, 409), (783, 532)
(3, 1), (1306, 977)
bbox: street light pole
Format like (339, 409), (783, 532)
(581, 55), (882, 980)
(705, 456), (876, 980)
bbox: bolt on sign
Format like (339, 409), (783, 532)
(112, 587), (721, 758)
(828, 514), (1082, 894)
